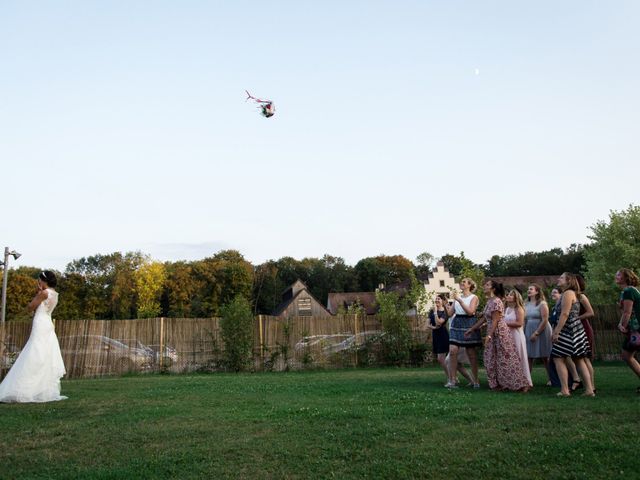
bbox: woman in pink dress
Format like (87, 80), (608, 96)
(482, 281), (531, 392)
(504, 290), (533, 388)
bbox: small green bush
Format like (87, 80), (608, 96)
(219, 295), (254, 372)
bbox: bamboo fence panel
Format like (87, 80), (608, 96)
(0, 304), (629, 379)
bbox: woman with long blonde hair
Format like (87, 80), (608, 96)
(505, 289), (532, 388)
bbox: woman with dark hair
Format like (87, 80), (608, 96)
(445, 278), (480, 388)
(575, 274), (596, 391)
(0, 271), (67, 403)
(551, 273), (594, 397)
(524, 284), (552, 384)
(482, 280), (530, 392)
(615, 268), (640, 392)
(426, 295), (450, 384)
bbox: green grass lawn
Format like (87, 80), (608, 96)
(1, 365), (639, 479)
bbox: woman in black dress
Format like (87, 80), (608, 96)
(427, 295), (450, 384)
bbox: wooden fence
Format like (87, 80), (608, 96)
(0, 305), (625, 379)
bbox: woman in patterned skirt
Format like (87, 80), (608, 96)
(445, 278), (480, 388)
(547, 288), (581, 389)
(482, 281), (531, 392)
(551, 273), (595, 397)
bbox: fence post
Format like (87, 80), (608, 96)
(159, 317), (165, 371)
(354, 314), (360, 367)
(259, 315), (264, 359)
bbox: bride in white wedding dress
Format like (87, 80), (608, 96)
(0, 270), (67, 403)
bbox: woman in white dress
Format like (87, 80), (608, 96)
(504, 290), (533, 388)
(0, 271), (67, 403)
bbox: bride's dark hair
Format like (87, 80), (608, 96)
(39, 270), (57, 288)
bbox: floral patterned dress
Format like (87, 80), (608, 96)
(482, 297), (531, 391)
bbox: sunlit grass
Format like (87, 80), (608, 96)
(1, 365), (638, 479)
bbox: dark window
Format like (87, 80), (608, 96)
(439, 280), (445, 287)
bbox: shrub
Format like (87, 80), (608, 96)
(219, 295), (254, 372)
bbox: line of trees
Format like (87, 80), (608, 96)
(2, 205), (638, 320)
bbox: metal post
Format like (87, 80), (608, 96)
(1, 247), (9, 326)
(0, 247), (21, 326)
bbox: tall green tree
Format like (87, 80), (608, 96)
(192, 250), (253, 316)
(584, 204), (640, 304)
(219, 295), (254, 372)
(55, 272), (86, 320)
(252, 260), (281, 315)
(485, 246), (586, 276)
(440, 252), (483, 280)
(162, 261), (197, 317)
(65, 252), (145, 319)
(354, 255), (414, 291)
(415, 251), (435, 278)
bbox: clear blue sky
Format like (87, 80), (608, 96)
(1, 1), (638, 270)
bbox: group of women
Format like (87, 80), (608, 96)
(1, 269), (639, 404)
(427, 270), (640, 396)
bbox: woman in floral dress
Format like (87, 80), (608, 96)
(482, 280), (531, 392)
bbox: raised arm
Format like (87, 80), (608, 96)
(28, 289), (48, 313)
(576, 294), (594, 321)
(434, 311), (447, 328)
(453, 294), (478, 316)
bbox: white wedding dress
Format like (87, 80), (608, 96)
(0, 288), (67, 403)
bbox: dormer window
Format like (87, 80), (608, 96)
(298, 297), (312, 316)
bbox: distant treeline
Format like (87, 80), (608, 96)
(1, 246), (586, 321)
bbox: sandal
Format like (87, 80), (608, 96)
(581, 392), (596, 397)
(571, 381), (583, 392)
(556, 392), (571, 397)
